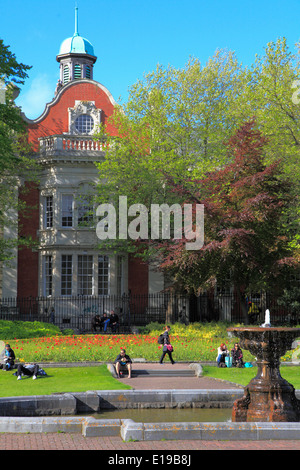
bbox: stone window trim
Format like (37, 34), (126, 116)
(68, 100), (102, 135)
(38, 251), (127, 297)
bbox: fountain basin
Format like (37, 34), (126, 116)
(227, 327), (300, 422)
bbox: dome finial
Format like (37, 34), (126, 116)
(57, 2), (97, 84)
(74, 3), (79, 36)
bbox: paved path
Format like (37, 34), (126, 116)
(116, 362), (244, 389)
(2, 362), (300, 452)
(1, 433), (300, 451)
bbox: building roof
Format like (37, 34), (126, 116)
(57, 6), (95, 57)
(58, 35), (94, 56)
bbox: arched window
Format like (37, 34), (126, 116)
(75, 114), (94, 134)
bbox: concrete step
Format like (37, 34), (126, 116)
(36, 361), (203, 379)
(108, 362), (203, 379)
(132, 369), (195, 377)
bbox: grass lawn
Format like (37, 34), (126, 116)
(202, 365), (300, 389)
(0, 365), (131, 398)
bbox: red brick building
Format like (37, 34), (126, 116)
(2, 9), (164, 307)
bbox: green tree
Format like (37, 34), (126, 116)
(97, 53), (245, 193)
(153, 122), (299, 323)
(95, 39), (300, 261)
(239, 38), (300, 256)
(245, 38), (300, 173)
(94, 53), (245, 253)
(0, 39), (35, 261)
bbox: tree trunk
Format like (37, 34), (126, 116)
(236, 287), (249, 324)
(165, 294), (176, 324)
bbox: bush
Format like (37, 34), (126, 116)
(138, 321), (233, 339)
(138, 322), (165, 334)
(0, 320), (62, 340)
(61, 328), (75, 336)
(277, 288), (300, 315)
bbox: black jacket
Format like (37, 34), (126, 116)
(114, 354), (132, 364)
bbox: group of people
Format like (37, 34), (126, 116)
(1, 327), (245, 384)
(91, 310), (119, 333)
(216, 342), (244, 368)
(0, 326), (174, 384)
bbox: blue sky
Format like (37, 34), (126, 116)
(1, 0), (300, 119)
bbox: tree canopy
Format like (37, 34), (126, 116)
(94, 37), (300, 299)
(155, 121), (299, 293)
(0, 39), (34, 261)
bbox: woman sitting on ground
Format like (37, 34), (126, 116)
(216, 343), (229, 367)
(231, 343), (244, 368)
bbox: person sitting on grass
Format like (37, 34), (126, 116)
(114, 349), (132, 378)
(216, 343), (229, 367)
(231, 343), (244, 368)
(0, 344), (15, 371)
(17, 363), (40, 380)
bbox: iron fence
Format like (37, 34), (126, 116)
(0, 292), (297, 333)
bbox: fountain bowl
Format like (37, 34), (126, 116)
(227, 326), (300, 422)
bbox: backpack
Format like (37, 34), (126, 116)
(157, 334), (164, 345)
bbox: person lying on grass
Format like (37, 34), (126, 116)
(17, 363), (40, 380)
(114, 349), (132, 379)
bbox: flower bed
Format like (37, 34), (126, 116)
(4, 321), (298, 363)
(7, 322), (250, 363)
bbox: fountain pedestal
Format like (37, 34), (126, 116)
(227, 327), (300, 422)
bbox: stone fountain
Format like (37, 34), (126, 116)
(227, 310), (300, 422)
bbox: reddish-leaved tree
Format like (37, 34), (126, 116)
(153, 121), (299, 322)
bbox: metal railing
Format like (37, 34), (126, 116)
(0, 292), (297, 333)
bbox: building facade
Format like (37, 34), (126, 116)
(1, 9), (164, 305)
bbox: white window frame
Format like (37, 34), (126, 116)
(43, 255), (53, 296)
(98, 255), (110, 296)
(74, 114), (94, 134)
(116, 255), (123, 296)
(61, 194), (74, 227)
(77, 195), (94, 227)
(44, 195), (53, 229)
(61, 255), (73, 296)
(77, 255), (94, 295)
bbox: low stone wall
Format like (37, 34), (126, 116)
(121, 420), (300, 442)
(1, 390), (300, 441)
(1, 415), (300, 441)
(0, 389), (243, 416)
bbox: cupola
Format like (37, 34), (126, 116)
(56, 6), (97, 87)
